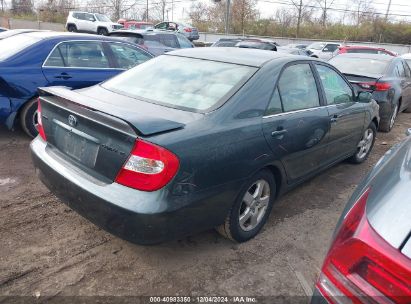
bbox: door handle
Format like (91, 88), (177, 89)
(330, 114), (341, 123)
(55, 73), (72, 80)
(271, 129), (287, 138)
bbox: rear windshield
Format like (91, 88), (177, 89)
(307, 42), (325, 50)
(329, 56), (389, 76)
(0, 34), (41, 60)
(102, 55), (257, 112)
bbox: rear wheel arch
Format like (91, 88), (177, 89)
(264, 164), (284, 198)
(372, 117), (379, 130)
(18, 96), (38, 138)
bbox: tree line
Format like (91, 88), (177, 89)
(2, 0), (411, 45)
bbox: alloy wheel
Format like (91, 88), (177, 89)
(238, 179), (270, 232)
(356, 128), (374, 160)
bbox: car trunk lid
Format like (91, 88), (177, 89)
(38, 86), (197, 182)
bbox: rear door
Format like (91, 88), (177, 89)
(314, 63), (365, 162)
(42, 41), (119, 89)
(262, 62), (331, 184)
(397, 60), (411, 110)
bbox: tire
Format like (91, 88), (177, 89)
(20, 98), (39, 138)
(349, 122), (376, 164)
(217, 169), (276, 243)
(97, 28), (108, 35)
(379, 103), (399, 132)
(67, 24), (77, 32)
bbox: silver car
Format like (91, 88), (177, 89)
(154, 21), (199, 41)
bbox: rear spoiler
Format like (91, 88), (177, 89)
(38, 86), (185, 136)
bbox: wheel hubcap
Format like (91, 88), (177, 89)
(356, 128), (374, 159)
(32, 110), (39, 131)
(239, 179), (270, 232)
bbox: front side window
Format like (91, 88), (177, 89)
(44, 41), (109, 68)
(95, 14), (111, 22)
(277, 64), (320, 112)
(316, 65), (353, 104)
(85, 13), (95, 22)
(108, 43), (152, 69)
(102, 55), (257, 112)
(324, 44), (339, 52)
(156, 22), (167, 29)
(395, 62), (405, 77)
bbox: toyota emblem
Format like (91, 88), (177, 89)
(68, 114), (77, 127)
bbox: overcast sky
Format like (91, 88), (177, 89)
(169, 0), (411, 23)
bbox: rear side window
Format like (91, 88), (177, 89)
(395, 62), (406, 77)
(316, 65), (353, 104)
(44, 41), (109, 68)
(176, 34), (193, 48)
(277, 64), (320, 112)
(402, 61), (411, 78)
(108, 43), (152, 69)
(0, 34), (41, 61)
(266, 88), (283, 115)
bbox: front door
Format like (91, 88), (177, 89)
(262, 63), (331, 184)
(42, 41), (119, 89)
(314, 63), (366, 162)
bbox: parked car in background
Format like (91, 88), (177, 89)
(117, 19), (154, 30)
(277, 46), (310, 56)
(286, 43), (308, 49)
(31, 48), (379, 245)
(334, 45), (396, 57)
(66, 11), (123, 35)
(236, 39), (278, 51)
(401, 53), (411, 68)
(211, 38), (246, 47)
(154, 21), (199, 41)
(329, 53), (411, 132)
(0, 29), (49, 40)
(0, 27), (8, 32)
(312, 129), (411, 304)
(108, 29), (193, 56)
(0, 31), (153, 137)
(306, 42), (342, 60)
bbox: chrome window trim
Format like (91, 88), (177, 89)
(262, 104), (335, 119)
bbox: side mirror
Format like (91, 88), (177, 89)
(323, 47), (329, 52)
(406, 128), (411, 136)
(88, 18), (95, 22)
(357, 91), (372, 103)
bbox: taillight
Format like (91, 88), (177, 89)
(115, 139), (179, 191)
(184, 28), (192, 32)
(316, 187), (411, 304)
(37, 98), (47, 141)
(358, 82), (391, 91)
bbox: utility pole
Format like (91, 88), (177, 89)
(171, 0), (174, 20)
(146, 0), (149, 21)
(296, 0), (302, 38)
(225, 0), (231, 34)
(385, 0), (392, 21)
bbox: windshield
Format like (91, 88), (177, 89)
(0, 34), (41, 61)
(102, 55), (257, 112)
(308, 42), (325, 50)
(95, 14), (111, 22)
(329, 56), (390, 76)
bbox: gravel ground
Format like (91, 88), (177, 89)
(0, 112), (410, 302)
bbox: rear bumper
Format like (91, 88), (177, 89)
(30, 137), (235, 244)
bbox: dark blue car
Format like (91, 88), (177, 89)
(0, 31), (153, 137)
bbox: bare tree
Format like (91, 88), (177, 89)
(315, 0), (335, 27)
(288, 0), (313, 37)
(231, 0), (258, 34)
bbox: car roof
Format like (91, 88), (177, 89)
(334, 53), (394, 61)
(343, 45), (386, 50)
(20, 31), (121, 41)
(166, 47), (298, 67)
(110, 29), (175, 36)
